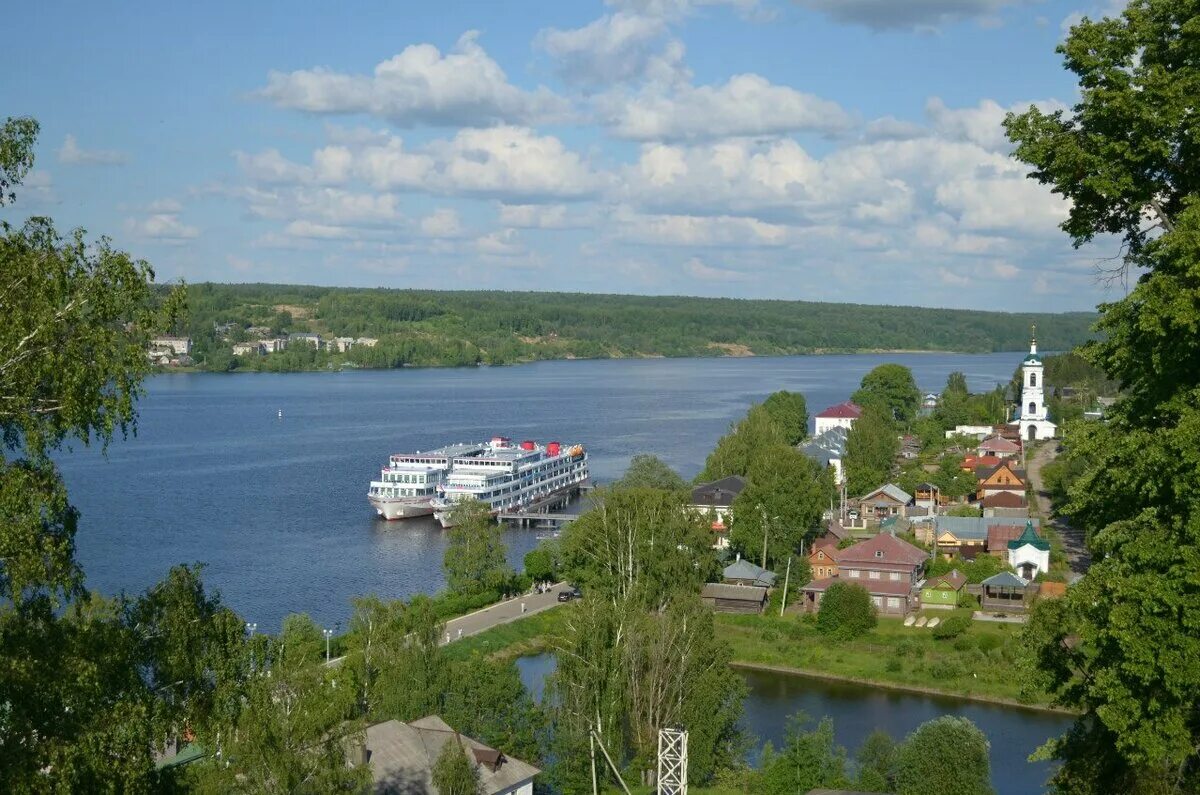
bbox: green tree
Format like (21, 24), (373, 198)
(699, 404), (787, 481)
(0, 116), (38, 204)
(345, 594), (443, 721)
(854, 729), (898, 792)
(730, 445), (834, 568)
(522, 540), (559, 583)
(616, 453), (687, 491)
(843, 402), (899, 498)
(431, 736), (482, 795)
(895, 716), (993, 795)
(853, 364), (921, 425)
(441, 658), (545, 764)
(816, 582), (877, 640)
(442, 499), (513, 596)
(559, 487), (716, 609)
(1006, 3), (1200, 789)
(762, 389), (810, 445)
(756, 714), (850, 794)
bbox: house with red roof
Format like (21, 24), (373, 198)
(814, 401), (863, 436)
(801, 533), (928, 615)
(981, 490), (1029, 517)
(977, 435), (1021, 459)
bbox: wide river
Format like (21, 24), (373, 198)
(63, 352), (1023, 629)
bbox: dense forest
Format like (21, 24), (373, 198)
(175, 283), (1097, 371)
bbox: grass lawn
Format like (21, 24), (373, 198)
(442, 605), (572, 662)
(714, 609), (1052, 707)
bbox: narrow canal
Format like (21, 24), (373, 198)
(516, 654), (1073, 795)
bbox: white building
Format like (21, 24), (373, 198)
(288, 333), (322, 349)
(334, 336), (356, 353)
(232, 342), (262, 356)
(150, 336), (191, 355)
(356, 337), (379, 347)
(1011, 330), (1057, 441)
(813, 401), (862, 436)
(1007, 520), (1051, 580)
(261, 337), (288, 353)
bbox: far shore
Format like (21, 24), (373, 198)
(728, 660), (1078, 716)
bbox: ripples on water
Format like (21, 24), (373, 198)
(62, 353), (1024, 630)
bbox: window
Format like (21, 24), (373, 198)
(875, 550), (883, 558)
(887, 597), (901, 609)
(1029, 401), (1037, 415)
(890, 572), (901, 581)
(848, 569), (860, 578)
(868, 570), (880, 579)
(872, 596), (882, 607)
(1030, 373), (1037, 387)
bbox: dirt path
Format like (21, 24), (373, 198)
(1026, 443), (1091, 575)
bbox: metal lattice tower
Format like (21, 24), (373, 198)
(657, 727), (688, 795)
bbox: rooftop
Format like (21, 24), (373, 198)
(723, 558), (777, 586)
(837, 533), (927, 567)
(937, 515), (1041, 541)
(803, 576), (916, 596)
(816, 401), (863, 419)
(982, 571), (1030, 588)
(691, 475), (748, 507)
(1007, 520), (1051, 551)
(701, 583), (768, 602)
(926, 569), (967, 590)
(860, 483), (913, 505)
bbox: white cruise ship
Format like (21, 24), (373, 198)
(367, 443), (488, 520)
(430, 436), (590, 528)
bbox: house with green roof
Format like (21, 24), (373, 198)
(1006, 520), (1051, 580)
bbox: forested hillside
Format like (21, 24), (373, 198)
(177, 283), (1096, 370)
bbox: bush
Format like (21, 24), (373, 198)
(895, 716), (992, 795)
(886, 655), (903, 673)
(957, 591), (979, 609)
(896, 638), (925, 659)
(952, 635), (973, 652)
(931, 615), (972, 640)
(976, 634), (1002, 653)
(761, 627), (780, 643)
(927, 658), (962, 679)
(816, 582), (877, 640)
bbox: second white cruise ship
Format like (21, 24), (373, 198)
(367, 443), (488, 520)
(430, 436), (589, 527)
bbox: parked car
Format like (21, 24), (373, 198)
(557, 586), (582, 602)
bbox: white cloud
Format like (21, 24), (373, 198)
(925, 97), (1065, 152)
(283, 220), (355, 239)
(538, 12), (683, 87)
(615, 209), (794, 246)
(938, 267), (971, 287)
(992, 261), (1021, 279)
(258, 31), (567, 126)
(683, 256), (753, 282)
(58, 134), (127, 166)
(793, 0), (1035, 31)
(476, 228), (526, 257)
(607, 0), (762, 20)
(606, 74), (854, 140)
(498, 203), (581, 229)
(125, 213), (199, 242)
(420, 208), (465, 238)
(235, 149), (317, 184)
(1061, 0), (1125, 33)
(146, 198), (183, 213)
(864, 116), (927, 142)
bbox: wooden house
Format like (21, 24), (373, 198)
(809, 538), (842, 580)
(690, 475), (747, 550)
(701, 583), (768, 614)
(980, 571), (1034, 613)
(921, 569), (966, 609)
(975, 461), (1026, 500)
(801, 533), (927, 615)
(857, 483), (913, 522)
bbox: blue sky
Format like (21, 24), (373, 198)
(2, 0), (1130, 311)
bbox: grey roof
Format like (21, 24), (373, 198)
(722, 558), (777, 586)
(800, 426), (848, 467)
(366, 716), (540, 795)
(982, 571), (1029, 588)
(691, 475), (747, 507)
(860, 483), (913, 505)
(701, 583), (768, 602)
(935, 515), (1040, 541)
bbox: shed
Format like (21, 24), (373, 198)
(701, 583), (768, 614)
(980, 571), (1033, 613)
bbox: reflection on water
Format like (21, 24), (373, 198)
(516, 654), (1071, 795)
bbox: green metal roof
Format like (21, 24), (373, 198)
(1007, 520), (1051, 551)
(982, 571), (1029, 588)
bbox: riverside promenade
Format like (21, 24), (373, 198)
(440, 582), (571, 644)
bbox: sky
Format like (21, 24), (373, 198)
(1, 0), (1132, 311)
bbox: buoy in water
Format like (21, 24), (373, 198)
(277, 409), (283, 419)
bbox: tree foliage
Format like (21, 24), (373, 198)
(699, 404), (786, 481)
(431, 737), (482, 795)
(729, 445), (834, 568)
(761, 390), (810, 445)
(755, 714), (849, 794)
(1006, 3), (1200, 790)
(853, 364), (921, 425)
(442, 499), (513, 596)
(816, 582), (877, 640)
(0, 116), (38, 204)
(895, 716), (993, 795)
(616, 453), (687, 491)
(844, 402), (899, 498)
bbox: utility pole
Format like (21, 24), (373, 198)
(590, 732), (599, 795)
(779, 554), (793, 617)
(591, 725), (631, 795)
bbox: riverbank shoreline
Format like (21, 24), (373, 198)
(729, 660), (1078, 715)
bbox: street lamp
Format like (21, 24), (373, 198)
(323, 628), (334, 663)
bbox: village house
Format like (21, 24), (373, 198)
(149, 336), (192, 356)
(260, 337), (288, 354)
(857, 483), (913, 522)
(981, 490), (1029, 517)
(944, 424), (995, 440)
(976, 434), (1021, 459)
(801, 533), (927, 615)
(809, 537), (842, 580)
(814, 401), (863, 435)
(800, 425), (848, 485)
(960, 454), (1002, 473)
(722, 557), (776, 587)
(914, 482), (948, 510)
(245, 325), (272, 338)
(920, 515), (1041, 559)
(975, 461), (1027, 500)
(232, 342), (262, 356)
(1007, 520), (1051, 580)
(690, 475), (747, 550)
(362, 715), (539, 795)
(700, 583), (769, 614)
(356, 337), (379, 347)
(921, 569), (966, 609)
(334, 336), (357, 353)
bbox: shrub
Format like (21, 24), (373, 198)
(931, 615), (972, 640)
(896, 638), (925, 659)
(886, 655), (903, 673)
(787, 620), (807, 641)
(957, 591), (979, 609)
(952, 635), (973, 652)
(816, 582), (877, 640)
(895, 716), (992, 795)
(976, 634), (1002, 653)
(927, 658), (962, 679)
(761, 626), (780, 643)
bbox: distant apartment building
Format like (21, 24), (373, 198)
(260, 337), (288, 353)
(150, 336), (192, 356)
(232, 342), (262, 356)
(288, 333), (322, 349)
(333, 337), (357, 353)
(356, 337), (379, 347)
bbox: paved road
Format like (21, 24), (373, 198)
(441, 582), (572, 645)
(1026, 442), (1091, 574)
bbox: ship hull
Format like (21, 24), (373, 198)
(433, 476), (587, 528)
(369, 495), (435, 520)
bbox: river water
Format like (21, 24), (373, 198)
(515, 654), (1072, 795)
(61, 352), (1022, 630)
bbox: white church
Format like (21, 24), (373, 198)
(1011, 329), (1057, 441)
